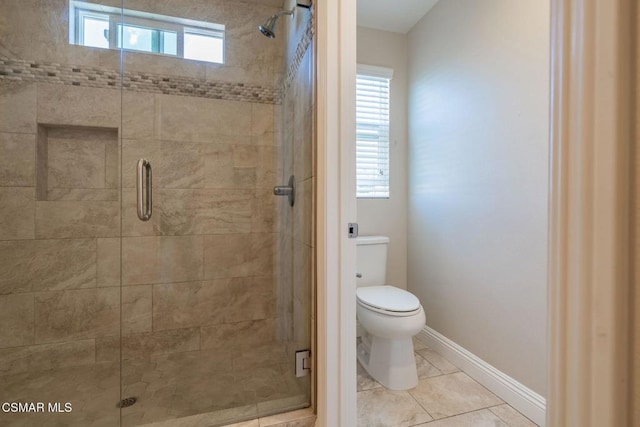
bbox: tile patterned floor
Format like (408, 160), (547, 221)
(357, 337), (539, 427)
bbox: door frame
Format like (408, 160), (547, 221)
(315, 0), (357, 426)
(315, 0), (635, 426)
(547, 0), (634, 425)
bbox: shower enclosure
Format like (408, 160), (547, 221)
(0, 0), (315, 425)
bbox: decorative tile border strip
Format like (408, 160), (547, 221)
(0, 57), (278, 104)
(0, 13), (313, 104)
(281, 12), (315, 96)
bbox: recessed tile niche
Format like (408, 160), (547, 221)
(36, 125), (119, 202)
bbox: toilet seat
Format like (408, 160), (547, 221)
(356, 285), (421, 317)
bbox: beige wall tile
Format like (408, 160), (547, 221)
(0, 339), (95, 376)
(96, 336), (120, 363)
(153, 280), (227, 330)
(201, 318), (276, 351)
(0, 187), (35, 239)
(97, 238), (121, 287)
(0, 82), (37, 133)
(292, 241), (311, 305)
(0, 0), (118, 65)
(122, 236), (159, 285)
(204, 233), (253, 279)
(292, 114), (313, 183)
(251, 232), (276, 277)
(225, 276), (275, 323)
(257, 146), (277, 187)
(121, 327), (200, 359)
(0, 132), (36, 186)
(158, 235), (204, 282)
(159, 140), (204, 188)
(104, 136), (120, 189)
(204, 232), (274, 279)
(293, 50), (314, 182)
(276, 233), (293, 341)
(292, 300), (310, 347)
(253, 132), (277, 147)
(37, 84), (120, 128)
(46, 188), (119, 201)
(122, 285), (152, 334)
(123, 49), (206, 81)
(203, 144), (257, 189)
(252, 188), (276, 233)
(43, 126), (118, 193)
(231, 342), (287, 370)
(292, 178), (312, 245)
(159, 95), (252, 141)
(205, 21), (281, 86)
(252, 103), (274, 136)
(159, 189), (252, 235)
(35, 201), (120, 238)
(0, 239), (96, 294)
(0, 293), (34, 348)
(235, 363), (299, 404)
(122, 91), (156, 140)
(122, 236), (203, 285)
(292, 241), (311, 346)
(47, 138), (106, 189)
(34, 288), (120, 343)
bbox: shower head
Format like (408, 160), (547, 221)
(258, 9), (294, 38)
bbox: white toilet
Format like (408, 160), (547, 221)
(356, 235), (426, 390)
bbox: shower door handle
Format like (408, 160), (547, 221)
(136, 159), (152, 221)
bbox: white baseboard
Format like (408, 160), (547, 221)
(417, 326), (546, 427)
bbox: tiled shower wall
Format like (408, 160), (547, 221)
(275, 0), (315, 365)
(0, 0), (315, 424)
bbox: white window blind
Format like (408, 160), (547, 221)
(356, 66), (392, 198)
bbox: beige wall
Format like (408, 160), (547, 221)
(407, 0), (550, 396)
(356, 26), (408, 289)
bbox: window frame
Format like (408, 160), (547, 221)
(70, 0), (225, 64)
(356, 64), (393, 199)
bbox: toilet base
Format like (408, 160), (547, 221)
(357, 331), (418, 390)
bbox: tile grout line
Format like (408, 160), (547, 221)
(406, 352), (436, 421)
(408, 345), (523, 426)
(487, 403), (540, 427)
(414, 406), (510, 426)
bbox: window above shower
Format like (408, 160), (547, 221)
(69, 1), (225, 63)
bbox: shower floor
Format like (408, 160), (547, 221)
(121, 343), (309, 427)
(0, 342), (309, 427)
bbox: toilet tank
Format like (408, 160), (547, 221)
(356, 236), (389, 287)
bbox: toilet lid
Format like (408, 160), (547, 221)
(356, 286), (421, 313)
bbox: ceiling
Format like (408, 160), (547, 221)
(357, 0), (439, 33)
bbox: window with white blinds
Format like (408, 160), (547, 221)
(356, 66), (392, 198)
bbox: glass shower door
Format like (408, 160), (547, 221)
(117, 1), (313, 425)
